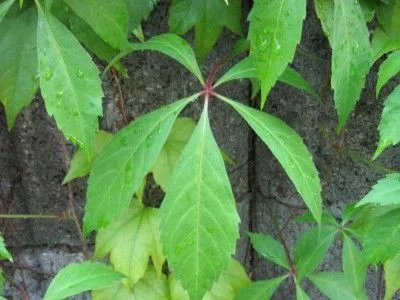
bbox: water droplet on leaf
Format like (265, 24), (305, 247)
(44, 68), (53, 81)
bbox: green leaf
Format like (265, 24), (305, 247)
(68, 10), (127, 76)
(331, 0), (371, 131)
(294, 226), (337, 280)
(374, 85), (400, 158)
(126, 0), (156, 32)
(342, 234), (366, 298)
(0, 269), (4, 296)
(152, 117), (196, 191)
(376, 50), (400, 96)
(235, 276), (287, 300)
(168, 0), (242, 61)
(64, 0), (129, 49)
(356, 173), (400, 207)
(248, 0), (306, 107)
(314, 0), (334, 43)
(160, 103), (240, 300)
(84, 95), (196, 235)
(44, 262), (123, 300)
(295, 284), (311, 300)
(371, 27), (400, 63)
(133, 34), (204, 84)
(218, 95), (322, 223)
(63, 131), (113, 184)
(384, 252), (400, 300)
(376, 0), (400, 41)
(215, 58), (319, 99)
(0, 7), (38, 129)
(307, 272), (356, 300)
(296, 211), (339, 227)
(0, 0), (14, 23)
(92, 266), (169, 300)
(0, 235), (12, 261)
(94, 203), (165, 284)
(247, 232), (289, 269)
(37, 7), (103, 152)
(361, 208), (400, 264)
(359, 0), (377, 21)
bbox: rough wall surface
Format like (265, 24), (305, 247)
(0, 0), (399, 299)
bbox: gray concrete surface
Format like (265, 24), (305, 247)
(0, 0), (399, 299)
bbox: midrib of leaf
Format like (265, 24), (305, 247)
(37, 6), (87, 145)
(231, 100), (319, 217)
(88, 98), (194, 222)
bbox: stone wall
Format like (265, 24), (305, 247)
(0, 0), (399, 299)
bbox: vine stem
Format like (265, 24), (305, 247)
(0, 213), (65, 219)
(0, 261), (55, 277)
(3, 273), (29, 300)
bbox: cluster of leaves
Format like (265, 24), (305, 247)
(0, 0), (399, 299)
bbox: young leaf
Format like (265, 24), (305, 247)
(248, 0), (306, 107)
(160, 103), (240, 300)
(218, 95), (322, 223)
(279, 67), (320, 100)
(307, 272), (356, 300)
(0, 7), (38, 129)
(44, 262), (123, 300)
(376, 50), (400, 96)
(384, 252), (400, 300)
(247, 232), (289, 269)
(94, 204), (165, 284)
(133, 34), (204, 84)
(84, 95), (196, 235)
(361, 208), (400, 264)
(356, 173), (400, 207)
(168, 0), (242, 61)
(63, 131), (113, 184)
(92, 266), (169, 300)
(0, 235), (12, 261)
(37, 6), (103, 152)
(295, 284), (311, 300)
(342, 234), (366, 298)
(152, 117), (196, 191)
(0, 0), (14, 23)
(331, 0), (371, 131)
(374, 85), (400, 158)
(235, 276), (287, 300)
(294, 226), (337, 280)
(63, 0), (129, 49)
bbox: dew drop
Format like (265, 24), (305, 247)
(44, 68), (53, 81)
(56, 91), (64, 98)
(76, 69), (84, 78)
(352, 42), (359, 53)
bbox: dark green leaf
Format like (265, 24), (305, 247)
(376, 50), (400, 96)
(294, 226), (337, 280)
(0, 7), (38, 129)
(64, 0), (129, 49)
(0, 235), (11, 261)
(126, 0), (156, 32)
(218, 95), (322, 223)
(44, 262), (123, 300)
(356, 173), (400, 207)
(37, 7), (103, 152)
(376, 0), (400, 41)
(235, 276), (287, 300)
(279, 67), (320, 100)
(296, 211), (339, 226)
(247, 232), (289, 269)
(371, 27), (400, 63)
(331, 0), (371, 130)
(0, 0), (14, 23)
(374, 85), (400, 158)
(84, 95), (196, 235)
(248, 0), (306, 107)
(307, 272), (356, 300)
(160, 103), (240, 300)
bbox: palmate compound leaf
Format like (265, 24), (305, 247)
(214, 57), (319, 100)
(247, 232), (289, 269)
(248, 0), (306, 108)
(331, 0), (371, 131)
(374, 85), (400, 158)
(168, 0), (242, 61)
(63, 0), (129, 50)
(84, 95), (197, 235)
(169, 259), (250, 300)
(36, 5), (103, 153)
(0, 6), (38, 129)
(307, 272), (356, 300)
(376, 50), (400, 97)
(43, 262), (123, 300)
(160, 103), (240, 300)
(217, 95), (322, 223)
(384, 252), (400, 300)
(356, 173), (400, 207)
(92, 266), (169, 300)
(94, 203), (165, 284)
(234, 275), (287, 300)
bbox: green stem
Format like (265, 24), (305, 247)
(0, 213), (64, 219)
